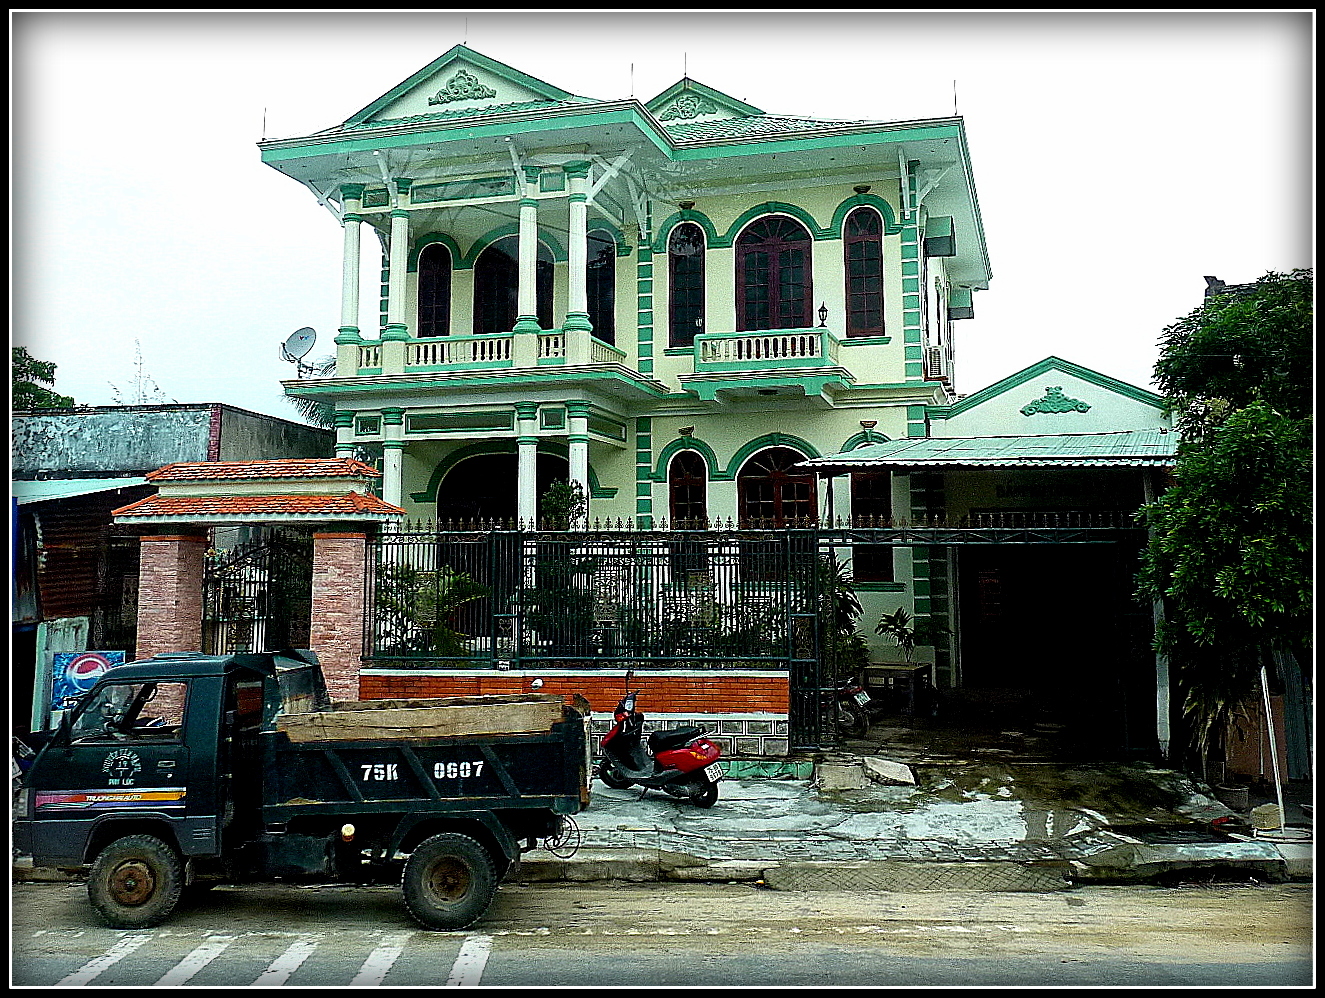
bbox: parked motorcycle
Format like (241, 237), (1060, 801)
(597, 683), (724, 808)
(832, 675), (875, 739)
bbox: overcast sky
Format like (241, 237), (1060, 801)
(11, 11), (1313, 423)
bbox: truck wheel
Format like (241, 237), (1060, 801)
(402, 833), (497, 931)
(87, 834), (183, 929)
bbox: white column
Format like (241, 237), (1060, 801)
(563, 162), (592, 334)
(384, 181), (412, 338)
(513, 167), (542, 335)
(335, 185), (366, 372)
(381, 408), (405, 509)
(567, 400), (591, 523)
(516, 402), (539, 527)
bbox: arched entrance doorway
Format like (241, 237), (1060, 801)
(436, 451), (568, 523)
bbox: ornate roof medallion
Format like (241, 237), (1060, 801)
(658, 93), (720, 121)
(1020, 386), (1091, 416)
(428, 69), (498, 106)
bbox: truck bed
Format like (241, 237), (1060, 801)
(262, 702), (591, 817)
(275, 692), (566, 743)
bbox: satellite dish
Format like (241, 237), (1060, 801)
(281, 327), (317, 362)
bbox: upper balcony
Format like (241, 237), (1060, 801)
(677, 326), (854, 403)
(345, 327), (627, 376)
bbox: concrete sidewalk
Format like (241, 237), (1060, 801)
(519, 755), (1313, 890)
(13, 755), (1311, 891)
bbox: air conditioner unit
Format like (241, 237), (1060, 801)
(925, 345), (950, 383)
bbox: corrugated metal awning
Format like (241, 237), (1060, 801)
(11, 477), (150, 505)
(798, 429), (1177, 474)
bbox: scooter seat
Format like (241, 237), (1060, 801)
(648, 726), (703, 752)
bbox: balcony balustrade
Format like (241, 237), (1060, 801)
(693, 327), (840, 371)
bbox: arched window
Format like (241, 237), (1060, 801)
(668, 450), (709, 528)
(416, 243), (452, 338)
(473, 235), (553, 335)
(736, 217), (812, 331)
(844, 208), (884, 337)
(738, 446), (817, 527)
(587, 228), (616, 345)
(668, 223), (706, 347)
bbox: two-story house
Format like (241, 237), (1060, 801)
(265, 44), (986, 538)
(262, 46), (1175, 757)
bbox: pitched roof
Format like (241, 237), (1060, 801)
(661, 114), (873, 143)
(799, 430), (1178, 472)
(146, 458), (380, 482)
(112, 492), (402, 521)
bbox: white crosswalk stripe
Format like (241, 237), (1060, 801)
(154, 934), (236, 985)
(350, 931), (415, 987)
(252, 936), (322, 986)
(56, 933), (151, 986)
(446, 935), (493, 986)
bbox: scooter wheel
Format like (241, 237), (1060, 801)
(597, 762), (634, 790)
(688, 782), (718, 808)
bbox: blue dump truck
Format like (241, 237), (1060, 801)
(13, 650), (590, 931)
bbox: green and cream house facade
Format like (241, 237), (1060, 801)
(266, 48), (982, 512)
(266, 47), (1174, 688)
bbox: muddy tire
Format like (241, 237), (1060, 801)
(402, 833), (497, 931)
(597, 760), (634, 790)
(688, 781), (719, 808)
(87, 834), (183, 929)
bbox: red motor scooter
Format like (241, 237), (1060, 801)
(597, 679), (723, 808)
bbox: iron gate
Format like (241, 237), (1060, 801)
(202, 532), (314, 655)
(365, 526), (834, 747)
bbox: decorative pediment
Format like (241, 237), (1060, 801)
(646, 78), (763, 125)
(343, 44), (587, 129)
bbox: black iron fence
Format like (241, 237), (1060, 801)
(364, 525), (824, 670)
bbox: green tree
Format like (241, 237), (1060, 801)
(12, 346), (75, 409)
(1137, 270), (1312, 762)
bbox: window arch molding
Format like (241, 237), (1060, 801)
(408, 232), (465, 272)
(828, 192), (901, 237)
(459, 224), (567, 269)
(651, 435), (721, 485)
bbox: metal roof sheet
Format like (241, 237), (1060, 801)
(799, 430), (1178, 472)
(11, 477), (149, 505)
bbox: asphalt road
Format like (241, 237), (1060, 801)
(11, 879), (1314, 987)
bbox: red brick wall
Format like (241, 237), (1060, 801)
(309, 532), (367, 703)
(359, 671), (789, 716)
(136, 534), (207, 659)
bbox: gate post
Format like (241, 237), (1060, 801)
(309, 531), (368, 703)
(136, 533), (208, 659)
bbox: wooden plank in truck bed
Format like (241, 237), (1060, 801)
(276, 693), (566, 743)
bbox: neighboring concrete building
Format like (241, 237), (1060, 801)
(11, 404), (333, 732)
